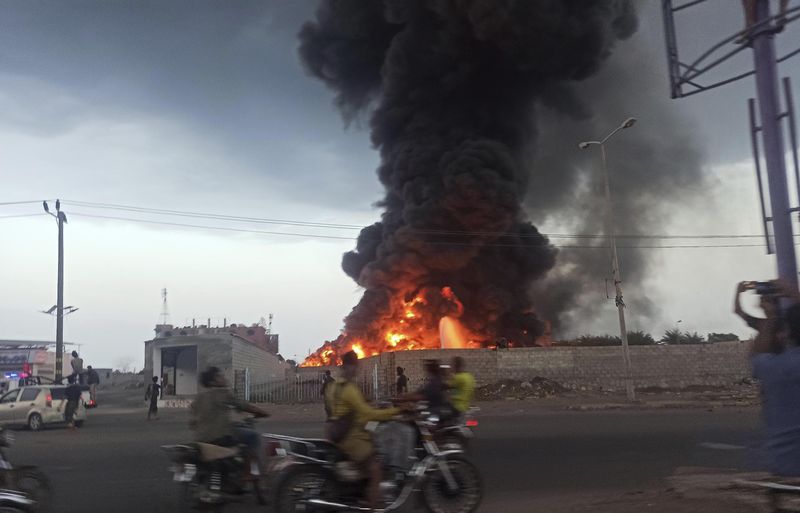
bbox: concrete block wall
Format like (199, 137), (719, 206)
(493, 342), (751, 390)
(230, 336), (286, 383)
(293, 342), (752, 394)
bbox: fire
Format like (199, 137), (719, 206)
(301, 285), (547, 367)
(351, 343), (366, 359)
(387, 332), (404, 347)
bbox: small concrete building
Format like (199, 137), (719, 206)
(143, 323), (286, 398)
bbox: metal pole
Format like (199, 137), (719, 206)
(600, 144), (636, 401)
(752, 0), (798, 287)
(56, 210), (65, 383)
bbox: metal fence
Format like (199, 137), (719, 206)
(247, 367), (379, 404)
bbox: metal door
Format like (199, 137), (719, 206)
(17, 388), (41, 424)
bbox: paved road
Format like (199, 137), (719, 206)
(5, 397), (764, 513)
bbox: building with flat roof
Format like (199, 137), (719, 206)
(143, 323), (286, 397)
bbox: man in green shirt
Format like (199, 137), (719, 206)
(326, 351), (400, 512)
(449, 357), (475, 416)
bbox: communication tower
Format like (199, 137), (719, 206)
(160, 288), (170, 325)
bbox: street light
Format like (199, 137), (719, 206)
(579, 117), (637, 401)
(43, 200), (68, 382)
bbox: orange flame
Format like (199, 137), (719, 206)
(351, 343), (365, 359)
(301, 285), (534, 367)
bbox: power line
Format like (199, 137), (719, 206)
(0, 213), (47, 220)
(69, 212), (356, 241)
(61, 198), (777, 241)
(64, 200), (365, 230)
(0, 200), (49, 207)
(67, 211), (776, 250)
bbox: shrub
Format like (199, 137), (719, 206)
(627, 331), (656, 346)
(707, 332), (740, 343)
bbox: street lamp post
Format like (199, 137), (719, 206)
(43, 200), (67, 382)
(579, 118), (637, 401)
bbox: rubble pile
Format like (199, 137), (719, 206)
(475, 377), (569, 400)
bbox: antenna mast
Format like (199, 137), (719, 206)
(160, 288), (170, 324)
(267, 313), (273, 335)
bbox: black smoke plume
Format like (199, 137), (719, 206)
(299, 0), (640, 362)
(525, 8), (705, 335)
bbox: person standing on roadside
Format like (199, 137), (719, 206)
(321, 370), (335, 419)
(70, 351), (84, 384)
(735, 281), (785, 353)
(86, 366), (100, 405)
(745, 280), (800, 476)
(62, 375), (82, 430)
(396, 367), (408, 396)
(145, 376), (161, 420)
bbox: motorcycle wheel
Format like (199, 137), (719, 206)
(9, 467), (51, 513)
(273, 467), (329, 513)
(422, 456), (483, 513)
(176, 482), (199, 513)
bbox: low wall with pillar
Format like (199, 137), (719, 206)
(295, 341), (751, 396)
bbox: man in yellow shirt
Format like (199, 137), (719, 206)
(449, 357), (475, 417)
(326, 351), (400, 511)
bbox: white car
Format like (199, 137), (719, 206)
(0, 385), (87, 431)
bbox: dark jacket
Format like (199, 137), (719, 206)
(87, 370), (100, 385)
(65, 384), (82, 402)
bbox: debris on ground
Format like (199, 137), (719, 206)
(475, 377), (569, 400)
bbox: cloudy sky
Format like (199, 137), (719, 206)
(1, 1), (799, 368)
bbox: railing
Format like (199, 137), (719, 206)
(248, 376), (377, 404)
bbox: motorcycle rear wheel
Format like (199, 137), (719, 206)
(6, 466), (51, 513)
(273, 467), (329, 513)
(422, 456), (483, 513)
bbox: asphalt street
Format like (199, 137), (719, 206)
(5, 393), (764, 513)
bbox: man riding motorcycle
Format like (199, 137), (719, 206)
(190, 366), (270, 475)
(324, 351), (402, 512)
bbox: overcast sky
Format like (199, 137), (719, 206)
(1, 1), (799, 368)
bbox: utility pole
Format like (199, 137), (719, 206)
(43, 200), (67, 382)
(662, 0), (800, 288)
(751, 0), (797, 288)
(580, 118), (637, 401)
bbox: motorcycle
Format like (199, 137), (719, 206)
(0, 428), (51, 512)
(435, 407), (479, 452)
(162, 415), (268, 511)
(268, 406), (483, 513)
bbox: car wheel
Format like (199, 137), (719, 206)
(27, 413), (43, 432)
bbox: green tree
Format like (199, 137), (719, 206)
(660, 329), (684, 344)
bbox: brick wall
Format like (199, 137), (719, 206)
(295, 342), (752, 394)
